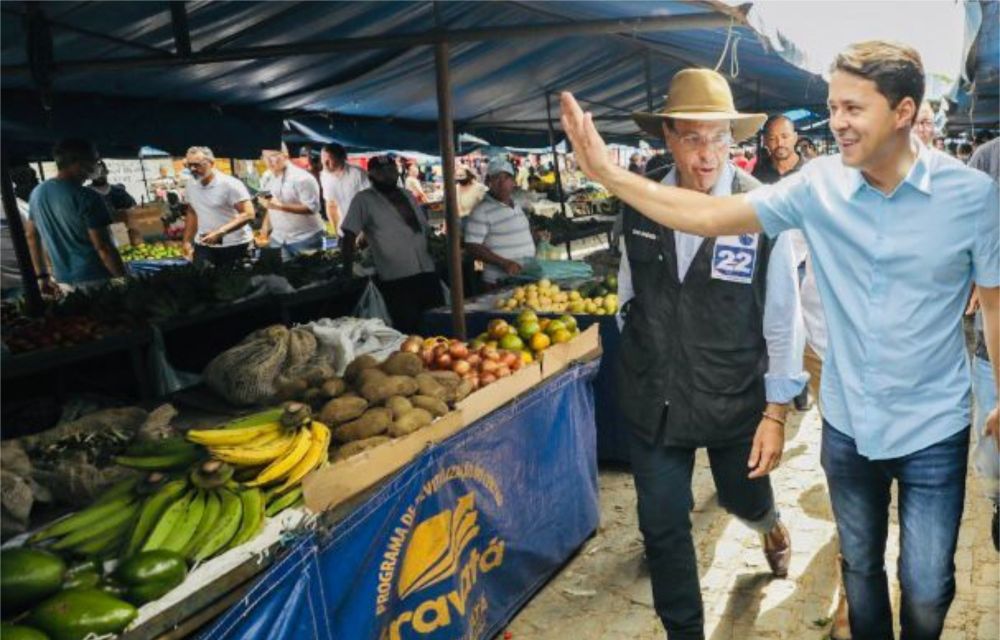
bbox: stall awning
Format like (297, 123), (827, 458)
(2, 1), (827, 156)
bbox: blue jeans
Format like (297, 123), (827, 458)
(821, 421), (968, 640)
(270, 231), (324, 260)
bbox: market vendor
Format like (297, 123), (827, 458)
(341, 155), (442, 334)
(26, 138), (125, 291)
(181, 146), (255, 267)
(319, 143), (369, 237)
(456, 165), (487, 217)
(259, 149), (325, 259)
(463, 157), (536, 288)
(88, 160), (136, 220)
(613, 69), (806, 639)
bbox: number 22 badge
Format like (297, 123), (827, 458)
(711, 234), (758, 284)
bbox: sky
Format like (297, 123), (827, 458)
(746, 0), (970, 97)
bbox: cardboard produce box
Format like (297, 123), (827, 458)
(301, 325), (602, 513)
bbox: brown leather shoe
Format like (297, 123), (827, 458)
(762, 521), (791, 578)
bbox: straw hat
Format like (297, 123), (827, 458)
(632, 68), (767, 143)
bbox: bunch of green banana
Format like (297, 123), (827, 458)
(114, 436), (204, 471)
(28, 477), (146, 559)
(124, 463), (267, 563)
(187, 406), (329, 493)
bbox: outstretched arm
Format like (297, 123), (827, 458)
(560, 92), (760, 236)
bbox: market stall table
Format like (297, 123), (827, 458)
(194, 359), (599, 640)
(422, 289), (629, 464)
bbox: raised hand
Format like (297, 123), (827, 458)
(560, 92), (613, 181)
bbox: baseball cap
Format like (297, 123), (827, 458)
(486, 157), (515, 178)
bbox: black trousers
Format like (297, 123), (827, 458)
(193, 242), (250, 268)
(376, 271), (444, 335)
(628, 423), (778, 640)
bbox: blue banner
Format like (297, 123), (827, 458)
(201, 360), (600, 640)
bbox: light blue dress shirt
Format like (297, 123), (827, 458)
(617, 163), (808, 405)
(748, 145), (1000, 459)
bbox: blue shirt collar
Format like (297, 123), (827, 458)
(845, 137), (933, 198)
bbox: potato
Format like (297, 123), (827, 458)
(302, 364), (336, 387)
(333, 408), (393, 443)
(345, 354), (380, 383)
(320, 396), (369, 425)
(302, 387), (325, 408)
(320, 377), (347, 399)
(273, 376), (308, 401)
(425, 370), (460, 384)
(381, 352), (424, 377)
(332, 435), (390, 461)
(360, 375), (419, 403)
(386, 396), (414, 420)
(410, 395), (449, 417)
(453, 379), (474, 402)
(415, 373), (448, 401)
(357, 367), (389, 388)
(389, 408), (433, 437)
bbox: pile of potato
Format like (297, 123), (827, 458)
(275, 352), (473, 462)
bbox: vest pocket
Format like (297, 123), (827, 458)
(688, 345), (760, 395)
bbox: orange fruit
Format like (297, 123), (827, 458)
(530, 332), (551, 352)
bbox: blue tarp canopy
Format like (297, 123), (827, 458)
(1, 1), (826, 157)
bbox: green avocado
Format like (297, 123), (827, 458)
(1, 548), (66, 616)
(0, 624), (51, 640)
(27, 589), (136, 640)
(114, 550), (187, 604)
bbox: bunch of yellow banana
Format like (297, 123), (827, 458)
(186, 412), (330, 493)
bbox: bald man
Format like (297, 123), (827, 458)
(753, 116), (803, 185)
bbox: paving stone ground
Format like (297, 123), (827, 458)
(503, 406), (1000, 640)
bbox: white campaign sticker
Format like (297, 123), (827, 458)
(711, 234), (758, 284)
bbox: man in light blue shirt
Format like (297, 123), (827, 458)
(563, 41), (999, 639)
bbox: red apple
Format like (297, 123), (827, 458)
(500, 351), (518, 368)
(480, 372), (497, 385)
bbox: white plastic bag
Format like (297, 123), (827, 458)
(303, 316), (405, 375)
(352, 278), (393, 325)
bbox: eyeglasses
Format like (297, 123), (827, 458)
(915, 120), (935, 129)
(185, 161), (208, 169)
(672, 132), (733, 151)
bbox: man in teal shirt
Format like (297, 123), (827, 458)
(26, 139), (125, 289)
(562, 41), (999, 639)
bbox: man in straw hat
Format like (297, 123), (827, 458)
(616, 67), (806, 639)
(564, 41), (999, 640)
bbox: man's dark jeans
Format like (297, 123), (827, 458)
(629, 430), (779, 640)
(821, 421), (969, 640)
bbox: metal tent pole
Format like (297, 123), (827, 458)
(545, 92), (567, 218)
(1, 153), (43, 314)
(434, 39), (466, 340)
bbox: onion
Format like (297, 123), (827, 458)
(480, 372), (498, 385)
(435, 353), (452, 369)
(421, 347), (435, 366)
(480, 359), (499, 374)
(465, 353), (481, 367)
(510, 356), (523, 371)
(500, 351), (518, 368)
(496, 365), (511, 378)
(449, 342), (469, 359)
(401, 338), (422, 354)
(481, 347), (501, 362)
(452, 359), (471, 375)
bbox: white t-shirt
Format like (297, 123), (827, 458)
(184, 171), (253, 246)
(265, 164), (324, 244)
(320, 165), (369, 233)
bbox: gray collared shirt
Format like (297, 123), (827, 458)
(342, 188), (436, 281)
